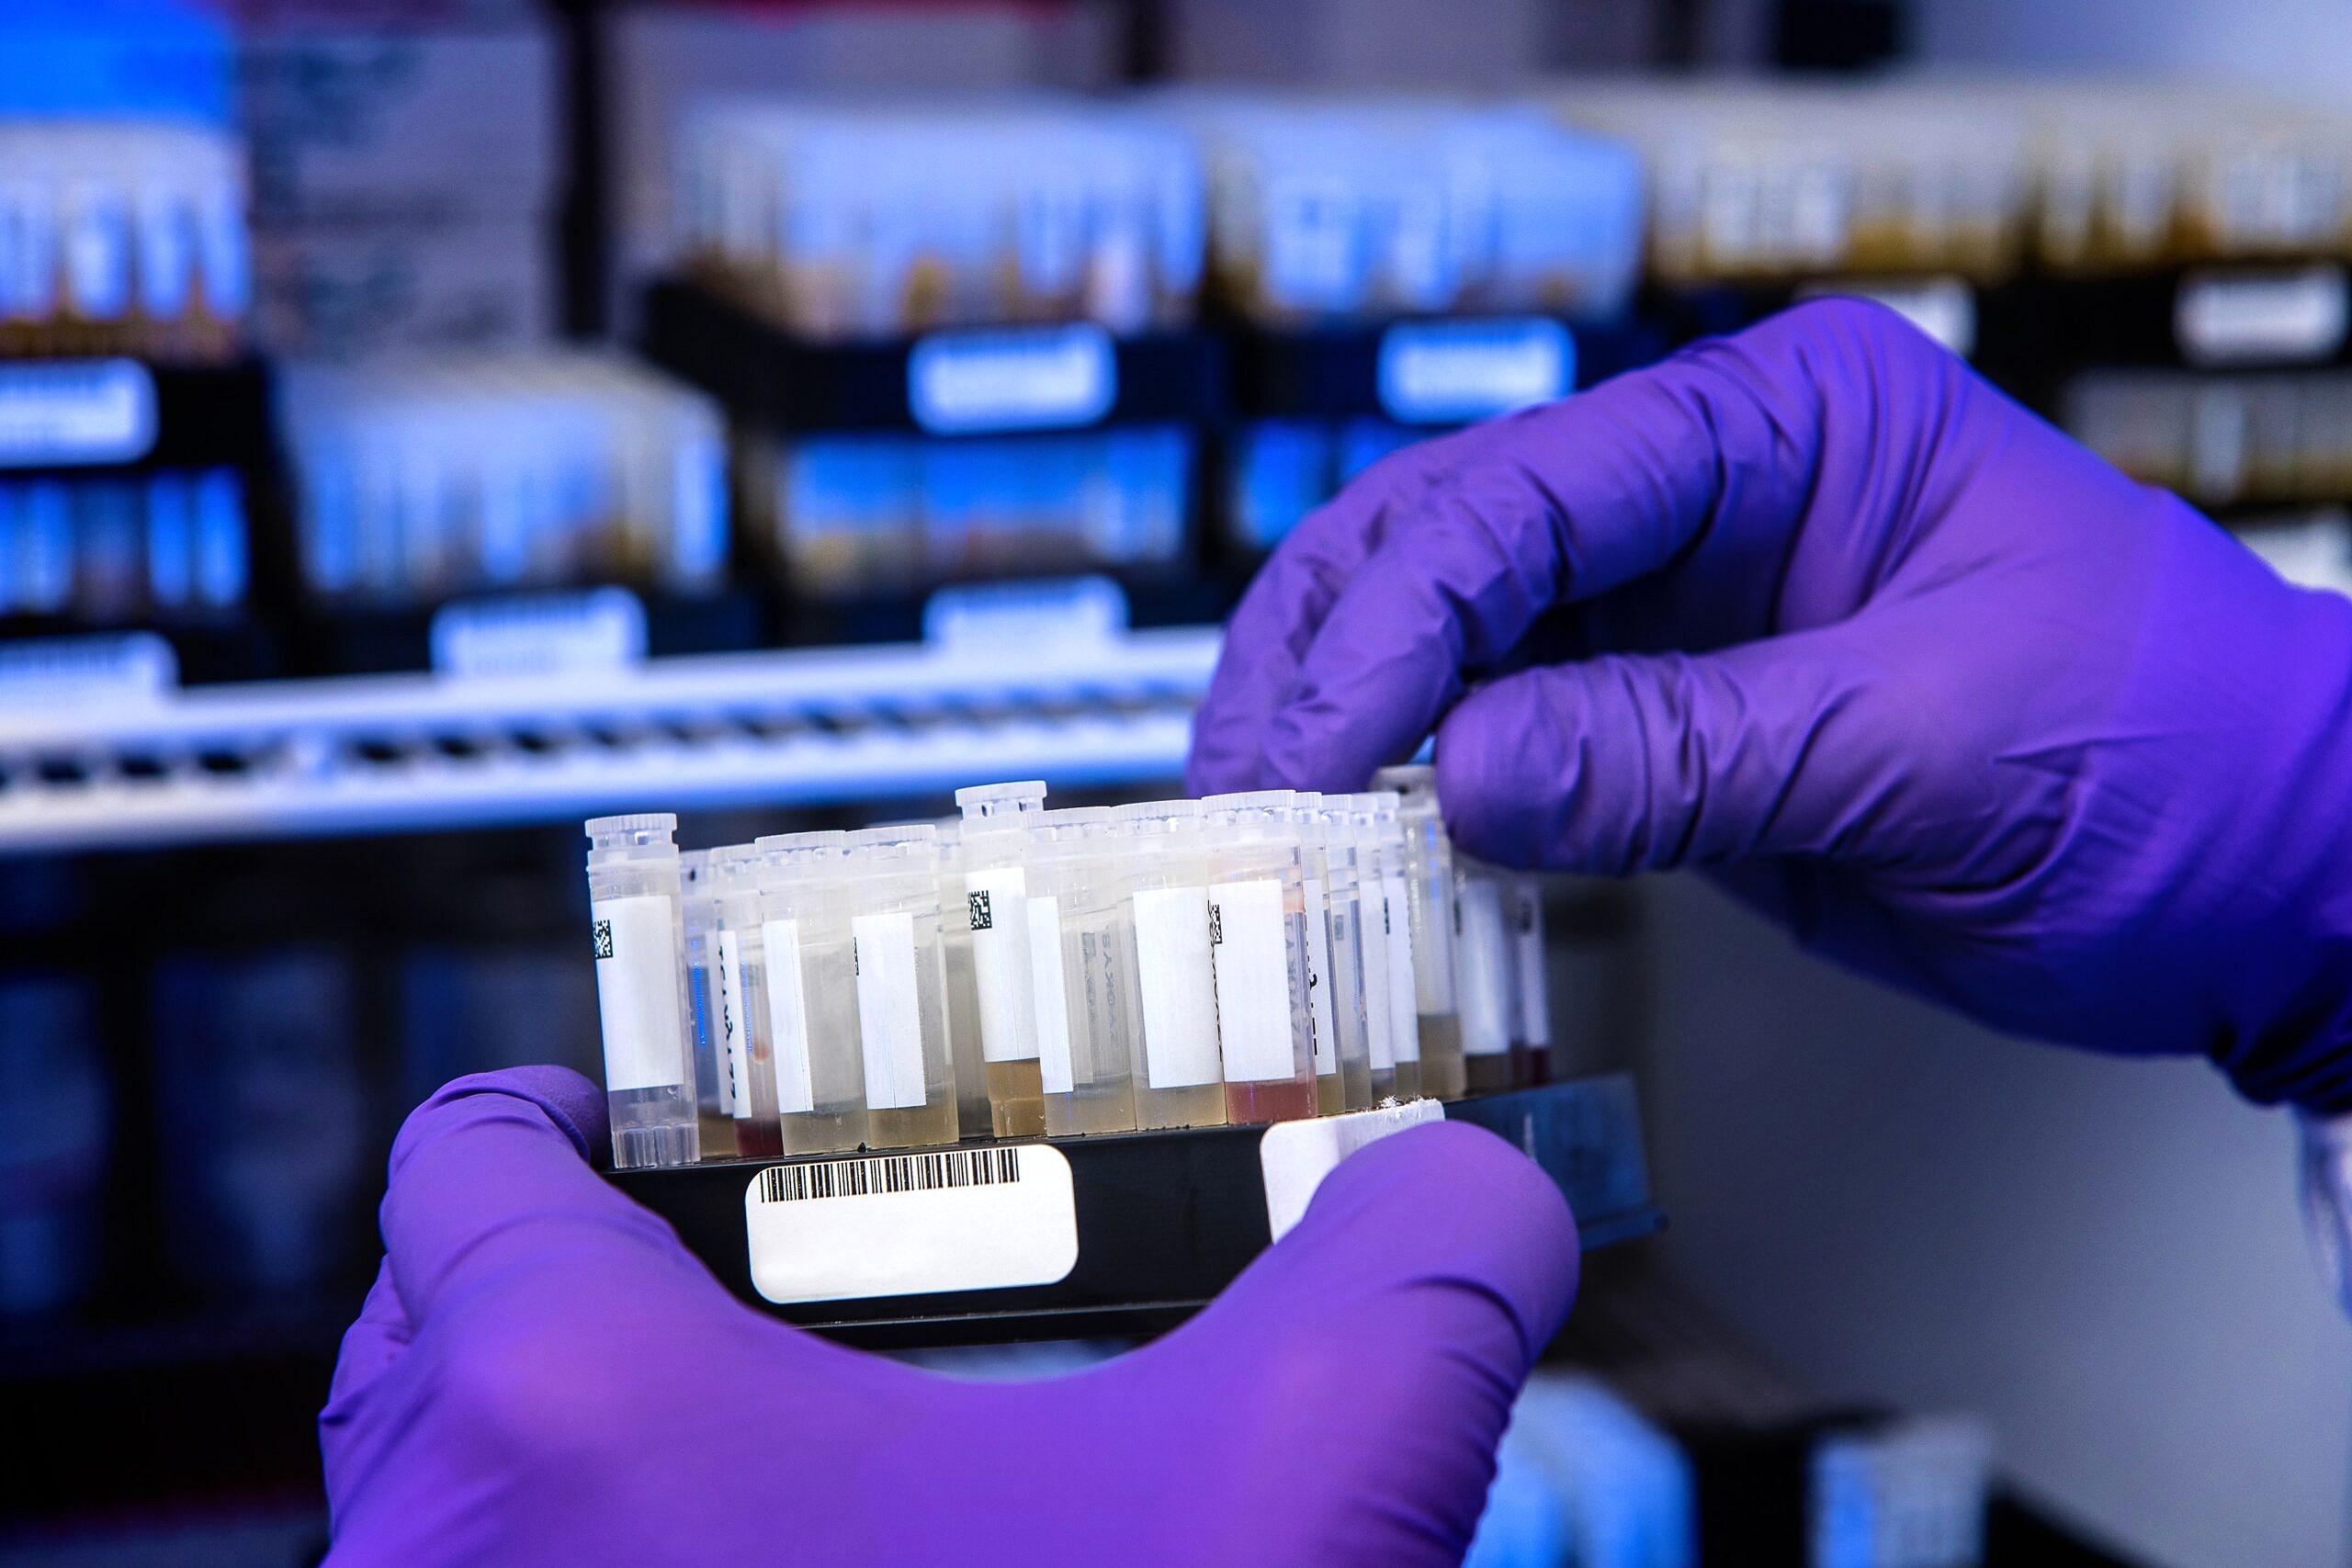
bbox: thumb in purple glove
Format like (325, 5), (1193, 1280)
(320, 1067), (1578, 1565)
(1191, 299), (2352, 1111)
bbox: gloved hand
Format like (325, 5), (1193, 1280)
(319, 1067), (1578, 1565)
(1191, 299), (2352, 1111)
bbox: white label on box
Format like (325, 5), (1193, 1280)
(716, 928), (753, 1115)
(763, 919), (817, 1114)
(1377, 317), (1574, 426)
(1358, 884), (1395, 1073)
(1301, 879), (1340, 1076)
(1260, 1100), (1446, 1240)
(1133, 885), (1221, 1089)
(1454, 878), (1512, 1058)
(591, 894), (684, 1092)
(2177, 265), (2349, 367)
(0, 359), (157, 468)
(430, 586), (647, 679)
(1800, 277), (1976, 359)
(744, 1144), (1078, 1304)
(854, 912), (929, 1111)
(908, 323), (1117, 435)
(967, 865), (1039, 1064)
(1209, 879), (1295, 1084)
(1028, 896), (1075, 1096)
(1383, 874), (1420, 1064)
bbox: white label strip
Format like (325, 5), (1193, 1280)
(591, 894), (685, 1092)
(1376, 316), (1574, 425)
(0, 358), (157, 468)
(1209, 878), (1295, 1084)
(1358, 880), (1395, 1073)
(1028, 895), (1075, 1096)
(1302, 878), (1340, 1077)
(908, 322), (1117, 435)
(967, 865), (1040, 1064)
(762, 918), (817, 1114)
(716, 928), (753, 1112)
(1382, 874), (1420, 1065)
(854, 911), (929, 1111)
(1260, 1100), (1446, 1240)
(744, 1145), (1078, 1304)
(1455, 878), (1513, 1058)
(1510, 885), (1550, 1048)
(2177, 265), (2349, 367)
(1132, 885), (1222, 1089)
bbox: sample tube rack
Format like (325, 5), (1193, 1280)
(608, 1072), (1657, 1347)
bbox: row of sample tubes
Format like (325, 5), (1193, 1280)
(740, 426), (1193, 597)
(2064, 367), (2352, 508)
(0, 120), (250, 362)
(1554, 77), (2352, 284)
(277, 352), (729, 607)
(678, 102), (1205, 342)
(583, 766), (1554, 1170)
(0, 468), (247, 621)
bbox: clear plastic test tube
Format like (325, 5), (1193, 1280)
(678, 849), (733, 1148)
(933, 821), (995, 1141)
(707, 845), (785, 1156)
(1289, 791), (1358, 1113)
(1030, 807), (1139, 1136)
(955, 781), (1049, 1137)
(1353, 792), (1422, 1100)
(1372, 765), (1465, 1100)
(1200, 791), (1319, 1124)
(843, 826), (961, 1148)
(1113, 799), (1227, 1129)
(584, 814), (700, 1168)
(1308, 795), (1375, 1111)
(1508, 872), (1554, 1085)
(754, 830), (866, 1155)
(1453, 856), (1520, 1094)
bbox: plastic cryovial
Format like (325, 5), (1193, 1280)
(1199, 790), (1320, 1124)
(1453, 857), (1521, 1094)
(1112, 798), (1227, 1129)
(955, 781), (1050, 1137)
(707, 845), (785, 1156)
(1306, 795), (1375, 1111)
(843, 826), (962, 1148)
(1028, 807), (1139, 1136)
(1286, 792), (1346, 1113)
(1371, 766), (1465, 1100)
(1508, 873), (1553, 1085)
(1341, 795), (1400, 1101)
(584, 814), (700, 1168)
(933, 820), (996, 1142)
(754, 830), (868, 1156)
(1353, 793), (1425, 1100)
(679, 850), (736, 1156)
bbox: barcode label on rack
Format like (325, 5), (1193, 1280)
(756, 1147), (1020, 1203)
(742, 1143), (1078, 1305)
(0, 358), (157, 468)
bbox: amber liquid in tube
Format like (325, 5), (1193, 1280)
(1226, 1077), (1319, 1124)
(986, 1058), (1046, 1136)
(1464, 1049), (1517, 1095)
(1418, 1015), (1465, 1100)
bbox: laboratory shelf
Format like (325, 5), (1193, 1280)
(1228, 310), (1671, 424)
(0, 355), (275, 476)
(608, 1074), (1658, 1348)
(640, 277), (1227, 436)
(0, 623), (1220, 854)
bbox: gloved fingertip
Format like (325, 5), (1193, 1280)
(1433, 680), (1566, 871)
(391, 1066), (608, 1174)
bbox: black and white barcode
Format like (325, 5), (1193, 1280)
(756, 1146), (1022, 1203)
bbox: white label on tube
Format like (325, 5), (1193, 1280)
(1358, 884), (1395, 1073)
(967, 865), (1039, 1063)
(744, 1144), (1078, 1304)
(1510, 887), (1550, 1048)
(1028, 896), (1075, 1095)
(717, 928), (754, 1111)
(1209, 879), (1295, 1085)
(763, 919), (817, 1114)
(1301, 878), (1340, 1077)
(1133, 886), (1222, 1089)
(591, 894), (685, 1092)
(854, 911), (928, 1111)
(1455, 878), (1512, 1058)
(1382, 875), (1419, 1064)
(1259, 1100), (1445, 1240)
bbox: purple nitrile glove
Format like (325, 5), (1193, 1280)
(319, 1067), (1577, 1565)
(1191, 299), (2352, 1112)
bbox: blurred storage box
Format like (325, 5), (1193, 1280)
(252, 213), (553, 358)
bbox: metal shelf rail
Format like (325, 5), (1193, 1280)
(0, 625), (1220, 853)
